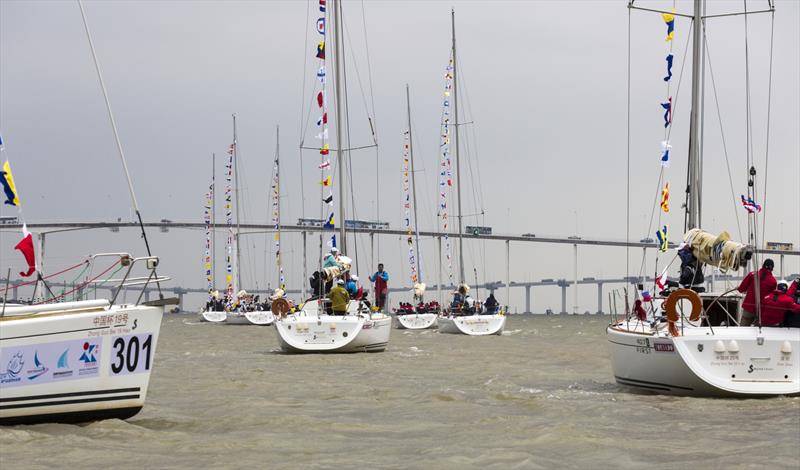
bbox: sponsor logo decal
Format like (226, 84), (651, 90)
(0, 352), (24, 384)
(53, 349), (74, 379)
(26, 351), (50, 380)
(78, 341), (100, 376)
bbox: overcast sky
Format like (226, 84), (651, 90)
(1, 0), (798, 312)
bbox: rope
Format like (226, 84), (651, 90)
(1, 259), (89, 295)
(88, 261), (126, 299)
(32, 259), (121, 305)
(760, 7), (775, 244)
(703, 32), (744, 241)
(626, 4), (631, 284)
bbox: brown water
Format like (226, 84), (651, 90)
(2, 315), (799, 469)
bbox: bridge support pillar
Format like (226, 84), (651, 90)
(177, 292), (184, 312)
(560, 282), (568, 315)
(525, 286), (532, 314)
(596, 282), (603, 315)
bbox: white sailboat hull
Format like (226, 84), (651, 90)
(200, 310), (273, 325)
(437, 314), (506, 336)
(395, 313), (438, 330)
(0, 300), (167, 425)
(273, 300), (391, 353)
(607, 321), (800, 396)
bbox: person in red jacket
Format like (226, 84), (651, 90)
(369, 263), (389, 312)
(737, 259), (777, 326)
(761, 282), (800, 326)
(787, 279), (799, 302)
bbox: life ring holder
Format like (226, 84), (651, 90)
(271, 298), (291, 319)
(664, 288), (703, 337)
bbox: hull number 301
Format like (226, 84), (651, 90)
(110, 334), (153, 375)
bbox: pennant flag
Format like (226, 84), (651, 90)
(655, 265), (670, 290)
(323, 212), (335, 229)
(1, 160), (20, 206)
(14, 225), (36, 277)
(317, 18), (326, 35)
(227, 143), (235, 155)
(323, 194), (333, 204)
(317, 66), (326, 84)
(320, 143), (329, 155)
(656, 225), (669, 252)
(660, 182), (670, 213)
(317, 91), (324, 107)
(664, 53), (674, 82)
(316, 129), (329, 140)
(318, 160), (331, 170)
(642, 291), (653, 302)
(740, 195), (762, 213)
(327, 234), (336, 249)
(316, 40), (325, 59)
(661, 97), (672, 128)
(316, 113), (328, 126)
(662, 10), (675, 41)
(661, 140), (671, 167)
(319, 0), (326, 12)
(321, 175), (331, 186)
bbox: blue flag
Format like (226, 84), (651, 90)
(663, 54), (674, 82)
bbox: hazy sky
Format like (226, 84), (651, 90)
(1, 0), (798, 312)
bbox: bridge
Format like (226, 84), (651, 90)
(2, 221), (797, 313)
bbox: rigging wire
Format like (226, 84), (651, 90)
(760, 6), (775, 244)
(702, 31), (744, 242)
(626, 3), (631, 285)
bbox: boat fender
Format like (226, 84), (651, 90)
(664, 288), (702, 337)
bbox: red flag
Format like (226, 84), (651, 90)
(14, 225), (36, 277)
(317, 91), (324, 108)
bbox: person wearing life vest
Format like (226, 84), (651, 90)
(760, 281), (800, 327)
(369, 263), (389, 312)
(328, 279), (349, 315)
(737, 258), (777, 326)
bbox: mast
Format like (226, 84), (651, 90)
(451, 9), (465, 284)
(275, 125), (283, 287)
(686, 0), (703, 229)
(406, 84), (423, 283)
(333, 0), (347, 252)
(232, 114), (241, 293)
(212, 152), (216, 291)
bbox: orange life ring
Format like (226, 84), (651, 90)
(664, 288), (703, 336)
(271, 298), (291, 318)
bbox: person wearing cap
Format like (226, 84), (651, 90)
(761, 281), (800, 327)
(737, 258), (777, 326)
(369, 263), (389, 311)
(323, 248), (340, 269)
(329, 278), (349, 315)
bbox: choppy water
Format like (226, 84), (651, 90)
(2, 315), (799, 469)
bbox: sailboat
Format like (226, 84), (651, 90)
(607, 0), (798, 396)
(272, 0), (391, 353)
(0, 1), (177, 424)
(394, 85), (438, 330)
(435, 10), (505, 337)
(201, 117), (274, 326)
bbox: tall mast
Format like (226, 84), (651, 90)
(276, 125), (283, 286)
(406, 84), (422, 283)
(212, 152), (216, 290)
(233, 114), (241, 292)
(451, 9), (465, 284)
(333, 0), (347, 252)
(686, 0), (704, 229)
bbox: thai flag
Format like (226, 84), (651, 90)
(319, 0), (326, 12)
(740, 195), (762, 213)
